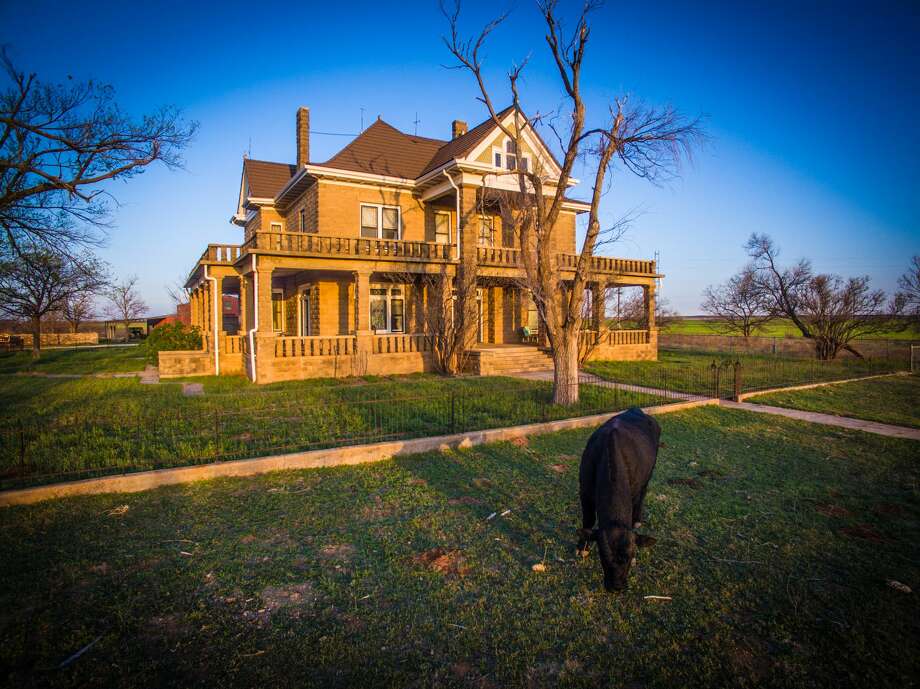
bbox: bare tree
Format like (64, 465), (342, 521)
(0, 52), (197, 255)
(104, 275), (147, 342)
(0, 247), (107, 357)
(443, 0), (703, 403)
(619, 290), (676, 329)
(60, 291), (96, 333)
(701, 266), (773, 337)
(746, 233), (892, 359)
(894, 255), (920, 325)
(165, 274), (189, 309)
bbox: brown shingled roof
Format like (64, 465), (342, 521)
(319, 120), (447, 179)
(243, 159), (296, 198)
(418, 105), (515, 176)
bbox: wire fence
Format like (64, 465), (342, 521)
(0, 354), (909, 491)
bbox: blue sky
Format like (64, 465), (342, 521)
(2, 0), (917, 314)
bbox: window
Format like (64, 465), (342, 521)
(271, 289), (285, 332)
(369, 284), (404, 333)
(434, 211), (451, 244)
(492, 138), (531, 172)
(478, 216), (495, 246)
(505, 139), (517, 171)
(524, 294), (539, 331)
(299, 208), (306, 232)
(493, 151), (502, 168)
(360, 204), (401, 239)
(270, 222), (283, 233)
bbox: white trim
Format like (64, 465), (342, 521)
(359, 203), (401, 240)
(297, 284), (313, 336)
(368, 283), (405, 334)
(466, 111), (562, 177)
(204, 266), (220, 376)
(247, 255), (258, 382)
(303, 164), (416, 189)
(491, 137), (531, 174)
(270, 221), (283, 233)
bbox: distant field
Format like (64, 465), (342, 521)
(664, 318), (920, 340)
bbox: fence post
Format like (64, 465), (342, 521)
(733, 360), (742, 402)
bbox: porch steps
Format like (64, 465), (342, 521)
(466, 345), (554, 376)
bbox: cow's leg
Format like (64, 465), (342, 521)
(576, 492), (596, 557)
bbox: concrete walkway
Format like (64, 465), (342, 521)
(721, 400), (920, 441)
(506, 369), (706, 402)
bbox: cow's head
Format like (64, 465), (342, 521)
(593, 527), (656, 592)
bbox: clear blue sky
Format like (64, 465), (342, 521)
(2, 0), (917, 315)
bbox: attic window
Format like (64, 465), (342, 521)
(493, 138), (530, 172)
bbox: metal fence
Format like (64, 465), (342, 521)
(0, 354), (908, 491)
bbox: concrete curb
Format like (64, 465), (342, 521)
(735, 371), (907, 401)
(0, 398), (716, 507)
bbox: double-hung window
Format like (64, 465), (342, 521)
(298, 208), (306, 232)
(434, 211), (451, 244)
(493, 138), (530, 172)
(478, 216), (495, 246)
(360, 204), (400, 239)
(271, 289), (285, 332)
(369, 284), (405, 333)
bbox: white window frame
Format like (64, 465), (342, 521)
(297, 284), (312, 336)
(478, 215), (495, 247)
(298, 208), (306, 232)
(271, 288), (285, 333)
(270, 222), (283, 233)
(359, 203), (401, 240)
(433, 210), (451, 244)
(369, 283), (405, 334)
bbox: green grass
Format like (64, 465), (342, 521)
(750, 374), (920, 429)
(0, 373), (663, 489)
(664, 317), (920, 340)
(0, 345), (147, 375)
(0, 406), (917, 688)
(585, 350), (904, 397)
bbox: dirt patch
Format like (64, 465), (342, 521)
(511, 436), (529, 448)
(318, 544), (356, 562)
(840, 524), (886, 542)
(239, 534), (257, 544)
(549, 464), (567, 474)
(413, 548), (469, 577)
(362, 495), (393, 520)
(472, 478), (493, 490)
(448, 496), (482, 506)
(667, 477), (703, 490)
(407, 477), (428, 487)
(816, 503), (851, 518)
(248, 582), (320, 625)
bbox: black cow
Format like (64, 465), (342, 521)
(576, 407), (661, 592)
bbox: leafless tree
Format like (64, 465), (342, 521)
(619, 290), (676, 329)
(0, 51), (197, 256)
(0, 247), (107, 357)
(165, 274), (189, 309)
(701, 266), (774, 337)
(443, 0), (703, 403)
(60, 291), (96, 333)
(104, 275), (148, 342)
(746, 233), (892, 359)
(894, 255), (920, 325)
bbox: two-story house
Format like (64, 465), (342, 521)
(165, 106), (660, 383)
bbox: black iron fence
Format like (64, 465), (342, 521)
(0, 354), (908, 491)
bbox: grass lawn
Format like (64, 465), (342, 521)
(664, 317), (920, 341)
(0, 373), (664, 489)
(585, 350), (903, 397)
(0, 406), (917, 688)
(0, 345), (147, 375)
(750, 374), (920, 429)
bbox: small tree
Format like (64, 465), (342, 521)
(618, 289), (675, 329)
(894, 255), (920, 325)
(0, 248), (107, 357)
(0, 52), (197, 255)
(415, 270), (477, 375)
(105, 275), (148, 342)
(701, 266), (773, 337)
(746, 233), (891, 359)
(60, 291), (96, 334)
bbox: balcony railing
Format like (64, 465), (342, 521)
(373, 333), (434, 354)
(274, 335), (357, 357)
(199, 244), (243, 264)
(477, 246), (521, 268)
(580, 329), (651, 347)
(558, 254), (656, 275)
(245, 231), (453, 262)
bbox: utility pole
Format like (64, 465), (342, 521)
(413, 112), (421, 135)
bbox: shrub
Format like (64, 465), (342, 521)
(145, 323), (202, 363)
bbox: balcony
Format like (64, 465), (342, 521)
(244, 231), (454, 263)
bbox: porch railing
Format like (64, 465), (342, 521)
(477, 246), (520, 267)
(373, 333), (434, 354)
(245, 232), (453, 262)
(580, 329), (651, 346)
(274, 335), (358, 357)
(224, 335), (244, 353)
(558, 254), (656, 275)
(199, 244), (242, 264)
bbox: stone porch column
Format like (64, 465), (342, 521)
(239, 275), (249, 335)
(354, 270), (373, 362)
(644, 283), (656, 330)
(215, 277), (225, 336)
(255, 265), (274, 334)
(190, 288), (199, 329)
(458, 183), (481, 349)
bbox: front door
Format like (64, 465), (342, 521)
(476, 288), (484, 343)
(300, 290), (311, 336)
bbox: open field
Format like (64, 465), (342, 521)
(0, 406), (917, 688)
(663, 317), (920, 340)
(0, 345), (147, 375)
(0, 374), (663, 489)
(750, 374), (920, 429)
(584, 350), (903, 396)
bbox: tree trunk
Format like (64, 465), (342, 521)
(30, 315), (42, 359)
(552, 330), (580, 405)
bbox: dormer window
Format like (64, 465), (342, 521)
(505, 140), (517, 170)
(493, 137), (530, 172)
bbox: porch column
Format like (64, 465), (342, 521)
(644, 283), (656, 330)
(458, 184), (481, 349)
(239, 274), (249, 335)
(354, 270), (373, 364)
(255, 265), (274, 334)
(190, 288), (199, 329)
(215, 277), (225, 335)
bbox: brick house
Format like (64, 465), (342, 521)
(169, 107), (660, 382)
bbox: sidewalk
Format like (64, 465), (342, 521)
(506, 369), (707, 402)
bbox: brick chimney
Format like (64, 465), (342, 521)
(296, 107), (310, 168)
(451, 119), (468, 139)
